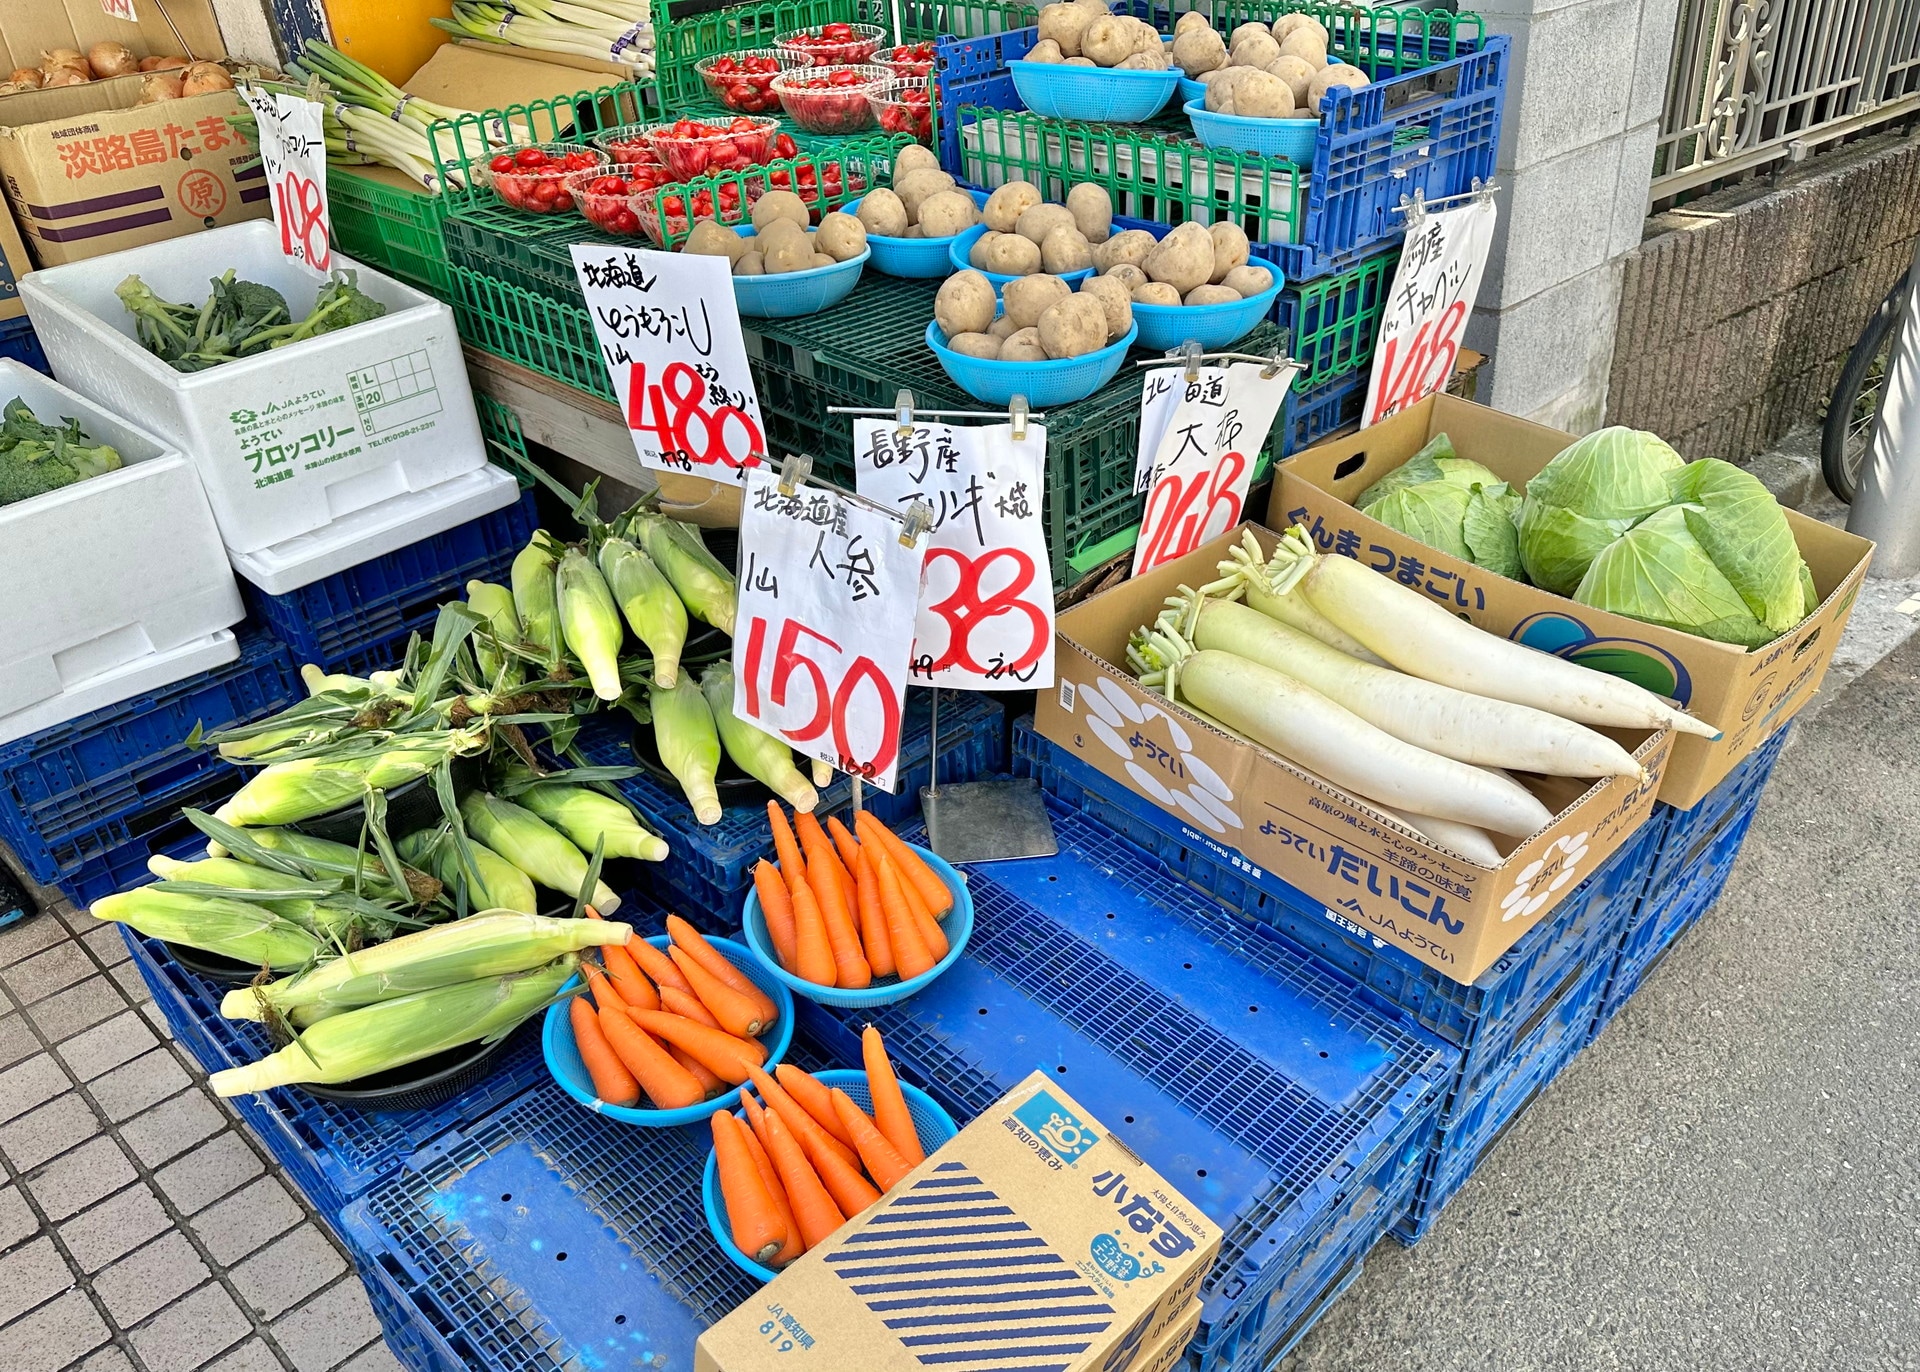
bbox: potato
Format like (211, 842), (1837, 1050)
(1207, 222), (1250, 282)
(763, 231), (816, 274)
(1129, 17), (1161, 52)
(999, 327), (1048, 362)
(1278, 29), (1327, 67)
(988, 314), (1021, 340)
(1265, 53), (1315, 105)
(683, 219), (743, 260)
(1172, 26), (1227, 77)
(1233, 69), (1294, 118)
(1229, 22), (1271, 50)
(751, 190), (811, 232)
(1063, 55), (1097, 65)
(1104, 262), (1148, 290)
(1093, 228), (1154, 272)
(1026, 37), (1065, 62)
(1174, 10), (1211, 34)
(1117, 48), (1168, 70)
(1204, 66), (1248, 112)
(894, 143), (940, 176)
(855, 188), (910, 237)
(983, 180), (1042, 232)
(1081, 14), (1134, 66)
(969, 230), (1004, 269)
(1221, 263), (1274, 296)
(947, 332), (1003, 359)
(1037, 1), (1095, 56)
(1229, 31), (1280, 70)
(816, 212), (868, 262)
(1038, 294), (1108, 359)
(896, 167), (958, 219)
(1078, 274), (1133, 342)
(1307, 63), (1368, 111)
(1270, 14), (1328, 45)
(1144, 222), (1213, 293)
(984, 231), (1042, 276)
(904, 225), (928, 236)
(811, 252), (837, 268)
(935, 270), (998, 336)
(1185, 284), (1241, 305)
(1003, 273), (1072, 329)
(1131, 281), (1181, 305)
(1014, 202), (1077, 245)
(917, 190), (980, 239)
(1066, 182), (1113, 244)
(734, 251), (765, 276)
(1040, 225), (1093, 274)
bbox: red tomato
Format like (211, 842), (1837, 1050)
(515, 147), (548, 167)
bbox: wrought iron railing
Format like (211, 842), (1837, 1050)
(1653, 0), (1920, 200)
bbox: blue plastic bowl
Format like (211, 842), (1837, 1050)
(927, 317), (1137, 406)
(542, 934), (795, 1128)
(1009, 60), (1179, 122)
(703, 1069), (959, 1281)
(1131, 278), (1284, 351)
(1183, 99), (1320, 163)
(947, 224), (1095, 291)
(730, 226), (870, 317)
(841, 189), (990, 278)
(742, 842), (973, 1008)
(1177, 75), (1207, 107)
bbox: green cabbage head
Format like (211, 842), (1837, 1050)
(1516, 427), (1684, 594)
(1354, 433), (1524, 577)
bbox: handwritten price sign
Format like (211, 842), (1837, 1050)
(238, 88), (330, 278)
(732, 468), (925, 790)
(572, 245), (766, 483)
(1131, 362), (1296, 576)
(1364, 196), (1498, 426)
(854, 418), (1054, 691)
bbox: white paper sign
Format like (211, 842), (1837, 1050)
(732, 468), (926, 790)
(238, 87), (330, 279)
(1364, 197), (1498, 427)
(1131, 362), (1297, 576)
(100, 0), (138, 20)
(572, 244), (767, 483)
(854, 418), (1054, 692)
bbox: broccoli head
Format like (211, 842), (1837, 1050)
(0, 398), (122, 507)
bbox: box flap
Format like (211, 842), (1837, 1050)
(0, 0), (225, 77)
(449, 37), (633, 82)
(403, 43), (614, 112)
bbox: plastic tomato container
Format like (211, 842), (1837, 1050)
(473, 142), (605, 215)
(634, 181), (757, 246)
(696, 49), (807, 114)
(567, 170), (647, 236)
(868, 78), (933, 144)
(770, 65), (888, 135)
(776, 21), (885, 66)
(879, 40), (936, 78)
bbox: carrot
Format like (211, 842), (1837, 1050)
(631, 1009), (766, 1084)
(667, 915), (778, 1026)
(898, 853), (949, 960)
(671, 1043), (727, 1099)
(857, 811), (952, 916)
(713, 1112), (790, 1265)
(598, 1001), (704, 1110)
(797, 811), (856, 912)
(580, 960), (621, 1011)
(670, 946), (772, 1038)
(746, 1064), (860, 1170)
(863, 1025), (924, 1164)
(789, 877), (838, 987)
(792, 1108), (881, 1217)
(570, 996), (639, 1107)
(754, 860), (798, 969)
(831, 1087), (912, 1191)
(852, 847), (896, 980)
(762, 1107), (845, 1251)
(768, 801), (806, 892)
(601, 939), (661, 1012)
(874, 847), (936, 980)
(775, 1063), (857, 1150)
(736, 1101), (803, 1264)
(660, 985), (720, 1029)
(825, 815), (862, 887)
(628, 938), (693, 996)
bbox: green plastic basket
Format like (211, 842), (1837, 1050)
(474, 393), (535, 487)
(1283, 242), (1398, 390)
(430, 80), (658, 213)
(327, 167), (451, 300)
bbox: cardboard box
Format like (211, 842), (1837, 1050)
(1276, 394), (1874, 809)
(0, 191), (29, 320)
(1131, 1300), (1202, 1372)
(1034, 524), (1671, 985)
(695, 1073), (1221, 1372)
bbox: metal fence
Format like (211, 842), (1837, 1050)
(1653, 0), (1920, 199)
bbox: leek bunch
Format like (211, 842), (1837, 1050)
(434, 0), (655, 74)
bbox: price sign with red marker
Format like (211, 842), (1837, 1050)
(572, 244), (767, 482)
(1364, 193), (1498, 426)
(732, 467), (927, 791)
(238, 87), (330, 278)
(854, 417), (1054, 692)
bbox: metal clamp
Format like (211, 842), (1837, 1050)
(1135, 348), (1297, 377)
(894, 388), (916, 438)
(1180, 339), (1204, 382)
(1396, 177), (1498, 228)
(777, 452), (813, 497)
(899, 498), (935, 547)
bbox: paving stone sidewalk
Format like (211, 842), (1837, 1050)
(0, 898), (403, 1372)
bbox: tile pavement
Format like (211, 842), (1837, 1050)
(0, 901), (406, 1372)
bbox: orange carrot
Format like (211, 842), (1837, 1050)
(874, 847), (936, 980)
(762, 1107), (845, 1251)
(601, 939), (661, 1012)
(754, 860), (798, 969)
(631, 1009), (766, 1084)
(796, 811), (856, 912)
(796, 837), (869, 989)
(713, 1112), (790, 1264)
(857, 811), (952, 916)
(775, 1064), (857, 1149)
(789, 877), (838, 986)
(900, 855), (949, 960)
(792, 1109), (881, 1217)
(825, 815), (862, 887)
(670, 946), (772, 1038)
(570, 996), (639, 1107)
(671, 1043), (727, 1100)
(768, 801), (806, 892)
(598, 1001), (704, 1110)
(746, 1064), (860, 1170)
(736, 1103), (803, 1265)
(581, 960), (621, 1011)
(660, 985), (721, 1029)
(831, 1087), (912, 1191)
(863, 1026), (924, 1164)
(628, 938), (693, 996)
(852, 847), (896, 980)
(667, 915), (779, 1025)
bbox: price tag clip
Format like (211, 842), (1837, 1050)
(777, 452), (813, 497)
(1395, 177), (1498, 230)
(1136, 347), (1295, 379)
(898, 498), (934, 549)
(828, 397), (1043, 432)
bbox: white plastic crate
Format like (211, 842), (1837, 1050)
(0, 360), (243, 721)
(0, 630), (239, 748)
(20, 222), (488, 555)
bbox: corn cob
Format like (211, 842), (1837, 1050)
(700, 662), (817, 812)
(556, 547), (625, 701)
(459, 792), (620, 912)
(205, 828), (436, 904)
(92, 888), (323, 969)
(597, 536), (688, 688)
(145, 856), (366, 940)
(210, 955), (576, 1096)
(214, 747), (449, 827)
(632, 512), (736, 634)
(397, 830), (537, 915)
(650, 675), (723, 825)
(516, 781), (669, 862)
(466, 579), (523, 688)
(219, 911), (628, 1021)
(511, 538), (559, 658)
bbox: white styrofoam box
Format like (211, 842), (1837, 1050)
(0, 630), (239, 748)
(19, 221), (487, 555)
(0, 359), (244, 720)
(228, 462), (522, 594)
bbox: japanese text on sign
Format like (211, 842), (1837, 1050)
(854, 418), (1055, 691)
(1132, 362), (1295, 576)
(1286, 507), (1489, 612)
(732, 468), (925, 790)
(573, 245), (765, 482)
(1364, 197), (1497, 426)
(238, 88), (330, 277)
(60, 116), (241, 181)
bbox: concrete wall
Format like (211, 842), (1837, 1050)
(1605, 130), (1920, 461)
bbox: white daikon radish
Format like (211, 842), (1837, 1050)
(1198, 562), (1386, 664)
(1239, 528), (1720, 738)
(1379, 806), (1504, 866)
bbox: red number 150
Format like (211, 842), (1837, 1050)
(740, 616), (901, 779)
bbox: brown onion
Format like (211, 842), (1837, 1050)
(42, 47), (85, 70)
(41, 68), (89, 88)
(140, 55), (188, 72)
(180, 61), (233, 97)
(8, 67), (41, 88)
(136, 73), (183, 104)
(87, 42), (138, 78)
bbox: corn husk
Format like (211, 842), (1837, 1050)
(213, 747), (447, 827)
(517, 781), (668, 862)
(632, 512), (736, 635)
(700, 662), (817, 812)
(460, 792), (620, 911)
(512, 538), (559, 658)
(599, 536), (688, 688)
(650, 674), (722, 825)
(205, 827), (436, 905)
(557, 547), (625, 701)
(466, 580), (522, 688)
(397, 830), (537, 915)
(93, 888), (322, 969)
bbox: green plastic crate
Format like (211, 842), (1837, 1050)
(1281, 242), (1398, 390)
(430, 80), (659, 212)
(474, 393), (535, 486)
(450, 263), (613, 400)
(328, 167), (451, 300)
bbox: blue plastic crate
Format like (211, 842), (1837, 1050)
(0, 314), (50, 374)
(1282, 369), (1367, 457)
(245, 489), (538, 670)
(1011, 722), (1652, 1107)
(0, 631), (298, 885)
(348, 1223), (464, 1372)
(68, 816), (225, 911)
(45, 766), (244, 904)
(575, 688), (1006, 918)
(795, 799), (1458, 1359)
(1640, 723), (1791, 909)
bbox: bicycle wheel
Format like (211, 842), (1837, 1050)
(1822, 273), (1910, 503)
